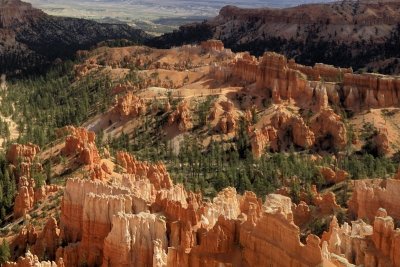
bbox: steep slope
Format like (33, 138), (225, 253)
(0, 0), (149, 74)
(148, 0), (400, 74)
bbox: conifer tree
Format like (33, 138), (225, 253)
(0, 239), (10, 264)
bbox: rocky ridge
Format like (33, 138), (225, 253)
(149, 1), (400, 74)
(0, 0), (148, 74)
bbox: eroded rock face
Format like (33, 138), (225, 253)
(250, 108), (315, 158)
(200, 40), (224, 52)
(61, 126), (100, 165)
(60, 178), (131, 244)
(13, 177), (60, 219)
(208, 100), (237, 134)
(348, 178), (400, 222)
(256, 52), (312, 104)
(113, 91), (146, 118)
(250, 126), (277, 159)
(373, 128), (391, 156)
(310, 109), (347, 151)
(116, 151), (173, 190)
(343, 73), (400, 111)
(232, 52), (258, 84)
(13, 177), (35, 219)
(0, 0), (44, 28)
(320, 167), (349, 184)
(59, 172), (163, 266)
(322, 209), (400, 267)
(250, 107), (347, 158)
(6, 143), (40, 165)
(102, 212), (167, 267)
(31, 217), (61, 260)
(293, 201), (311, 227)
(4, 250), (59, 267)
(80, 193), (135, 266)
(312, 190), (340, 215)
(11, 224), (38, 258)
(288, 60), (352, 83)
(168, 101), (193, 132)
(240, 194), (324, 267)
(221, 49), (400, 117)
(270, 108), (315, 151)
(55, 164), (349, 267)
(8, 218), (63, 266)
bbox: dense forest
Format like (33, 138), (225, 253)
(0, 62), (114, 147)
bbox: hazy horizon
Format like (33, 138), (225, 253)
(26, 0), (337, 33)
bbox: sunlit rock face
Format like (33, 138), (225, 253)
(348, 178), (400, 222)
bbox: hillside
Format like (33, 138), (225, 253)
(0, 0), (149, 74)
(149, 0), (400, 74)
(0, 40), (399, 266)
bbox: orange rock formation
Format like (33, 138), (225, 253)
(240, 194), (324, 266)
(61, 126), (100, 165)
(373, 127), (391, 156)
(200, 40), (224, 52)
(310, 109), (347, 151)
(113, 91), (146, 118)
(322, 209), (400, 266)
(102, 212), (167, 267)
(270, 108), (315, 150)
(8, 217), (63, 266)
(57, 170), (339, 267)
(6, 143), (40, 165)
(168, 101), (193, 132)
(208, 100), (237, 134)
(218, 50), (400, 117)
(116, 151), (173, 190)
(343, 73), (400, 111)
(320, 167), (349, 184)
(348, 178), (400, 222)
(13, 176), (60, 219)
(4, 250), (61, 267)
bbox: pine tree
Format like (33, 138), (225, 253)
(213, 172), (229, 192)
(0, 239), (10, 264)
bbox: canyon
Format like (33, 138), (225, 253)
(1, 3), (400, 264)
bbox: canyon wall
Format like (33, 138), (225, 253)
(343, 73), (400, 111)
(240, 194), (324, 267)
(323, 208), (400, 266)
(348, 178), (400, 222)
(216, 49), (400, 113)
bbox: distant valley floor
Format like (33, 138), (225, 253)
(25, 0), (334, 34)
